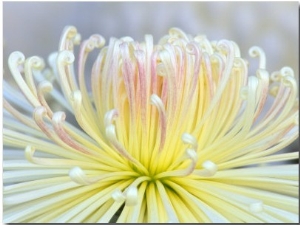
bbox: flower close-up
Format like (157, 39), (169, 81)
(3, 26), (299, 223)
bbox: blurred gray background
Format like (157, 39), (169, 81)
(3, 2), (299, 153)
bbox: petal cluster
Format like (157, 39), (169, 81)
(3, 26), (299, 222)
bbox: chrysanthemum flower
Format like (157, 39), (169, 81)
(3, 26), (299, 223)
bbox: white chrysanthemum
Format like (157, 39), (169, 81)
(3, 26), (299, 223)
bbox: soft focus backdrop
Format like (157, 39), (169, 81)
(3, 1), (299, 153)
